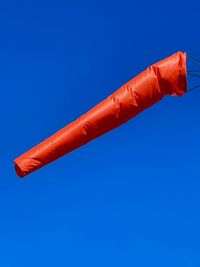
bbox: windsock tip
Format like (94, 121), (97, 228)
(14, 161), (26, 178)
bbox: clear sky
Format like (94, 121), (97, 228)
(1, 0), (200, 266)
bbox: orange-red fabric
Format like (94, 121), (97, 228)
(14, 52), (187, 178)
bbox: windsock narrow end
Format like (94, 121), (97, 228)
(14, 161), (26, 178)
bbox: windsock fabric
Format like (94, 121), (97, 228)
(14, 52), (187, 178)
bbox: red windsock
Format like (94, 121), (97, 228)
(14, 52), (187, 178)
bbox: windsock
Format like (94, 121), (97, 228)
(14, 52), (187, 178)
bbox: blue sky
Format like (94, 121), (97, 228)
(1, 0), (200, 266)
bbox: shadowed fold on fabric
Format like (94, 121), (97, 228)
(14, 51), (187, 178)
